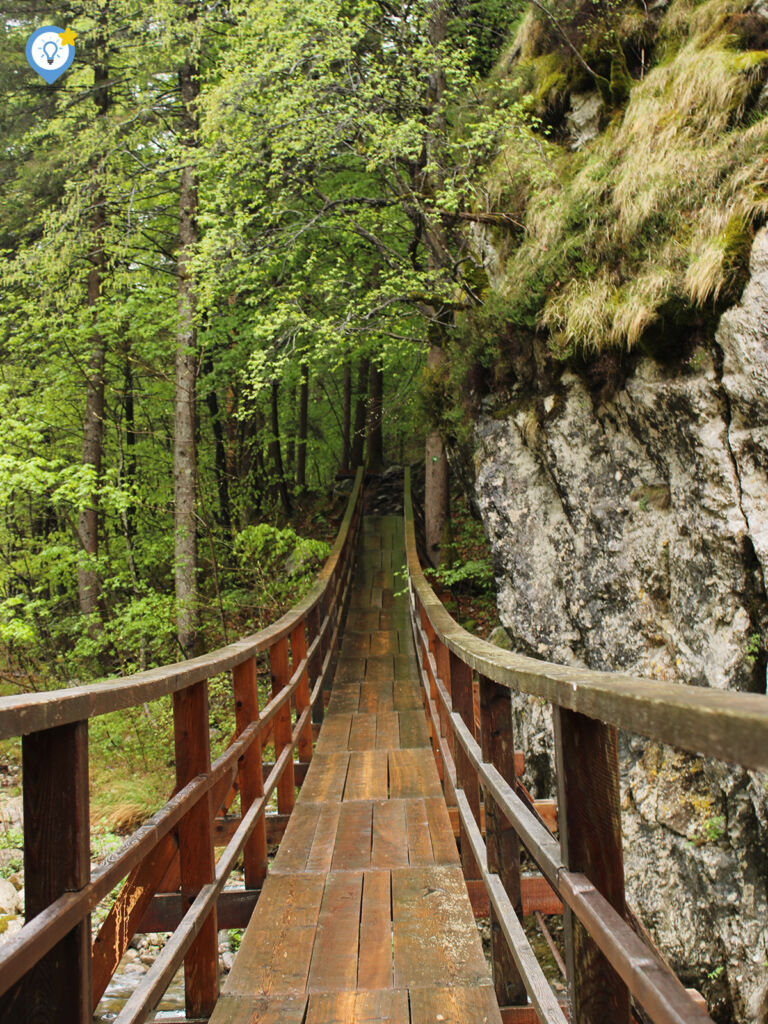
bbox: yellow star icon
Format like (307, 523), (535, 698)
(58, 27), (77, 47)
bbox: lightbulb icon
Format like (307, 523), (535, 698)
(26, 26), (76, 83)
(42, 40), (59, 65)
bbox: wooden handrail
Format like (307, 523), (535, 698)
(0, 468), (363, 741)
(403, 467), (766, 1024)
(0, 467), (364, 1024)
(404, 470), (768, 772)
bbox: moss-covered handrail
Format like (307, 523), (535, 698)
(403, 466), (766, 1024)
(0, 467), (363, 1024)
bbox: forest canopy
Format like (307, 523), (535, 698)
(2, 0), (767, 689)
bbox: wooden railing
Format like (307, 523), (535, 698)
(0, 468), (363, 1024)
(404, 467), (768, 1024)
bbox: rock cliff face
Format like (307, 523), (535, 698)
(473, 230), (768, 1023)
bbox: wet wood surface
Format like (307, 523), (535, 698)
(211, 516), (502, 1024)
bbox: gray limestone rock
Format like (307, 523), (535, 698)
(566, 91), (604, 149)
(473, 230), (768, 1022)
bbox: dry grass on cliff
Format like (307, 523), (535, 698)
(490, 0), (768, 353)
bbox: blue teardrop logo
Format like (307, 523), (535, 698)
(26, 26), (76, 84)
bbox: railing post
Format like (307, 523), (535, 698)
(19, 722), (91, 1024)
(307, 605), (324, 726)
(479, 675), (527, 1008)
(448, 650), (481, 882)
(269, 636), (296, 814)
(233, 656), (267, 890)
(553, 707), (630, 1024)
(173, 681), (218, 1018)
(291, 620), (313, 763)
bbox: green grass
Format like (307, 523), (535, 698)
(479, 0), (768, 357)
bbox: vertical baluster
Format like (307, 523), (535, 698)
(448, 651), (481, 882)
(291, 619), (313, 763)
(553, 707), (630, 1024)
(479, 675), (526, 1008)
(422, 617), (443, 781)
(270, 636), (296, 814)
(307, 605), (323, 726)
(233, 656), (267, 890)
(173, 681), (218, 1018)
(434, 639), (453, 757)
(16, 722), (91, 1024)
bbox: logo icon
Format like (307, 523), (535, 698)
(26, 26), (77, 84)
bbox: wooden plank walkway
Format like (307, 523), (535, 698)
(211, 516), (502, 1024)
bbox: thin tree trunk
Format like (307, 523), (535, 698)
(203, 362), (230, 531)
(341, 362), (351, 473)
(366, 361), (384, 472)
(350, 356), (369, 469)
(296, 362), (309, 491)
(425, 344), (449, 567)
(286, 382), (296, 476)
(270, 380), (292, 515)
(77, 21), (110, 620)
(124, 357), (137, 543)
(174, 56), (199, 658)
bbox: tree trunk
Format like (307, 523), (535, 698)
(269, 380), (292, 515)
(341, 362), (351, 473)
(366, 361), (384, 472)
(425, 344), (449, 568)
(124, 357), (137, 543)
(296, 362), (309, 491)
(174, 57), (199, 658)
(203, 362), (230, 531)
(350, 356), (369, 469)
(77, 24), (110, 620)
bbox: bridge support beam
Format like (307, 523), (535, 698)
(553, 708), (630, 1024)
(449, 651), (482, 883)
(173, 681), (219, 1019)
(10, 721), (92, 1024)
(233, 656), (267, 890)
(479, 675), (527, 1008)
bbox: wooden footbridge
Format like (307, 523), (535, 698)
(0, 468), (766, 1024)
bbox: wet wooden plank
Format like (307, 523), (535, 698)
(393, 673), (423, 711)
(348, 714), (377, 750)
(345, 750), (388, 801)
(347, 609), (381, 632)
(333, 658), (366, 683)
(307, 871), (363, 992)
(376, 711), (400, 750)
(425, 796), (460, 865)
(397, 710), (430, 749)
(209, 993), (307, 1024)
(314, 713), (352, 753)
(327, 683), (362, 715)
(405, 799), (434, 865)
(222, 874), (325, 996)
(300, 753), (350, 803)
(305, 804), (343, 874)
(366, 655), (394, 682)
(359, 679), (394, 713)
(357, 870), (393, 990)
(332, 801), (373, 871)
(409, 985), (504, 1024)
(392, 865), (491, 989)
(269, 803), (319, 874)
(389, 749), (442, 798)
(369, 631), (399, 657)
(305, 990), (408, 1024)
(372, 800), (409, 869)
